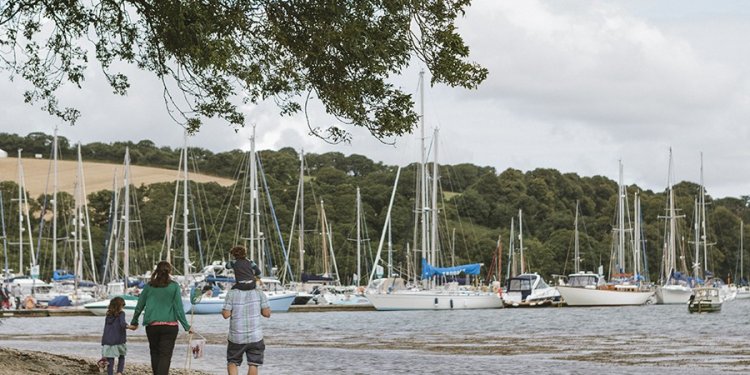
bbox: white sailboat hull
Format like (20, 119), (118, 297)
(366, 291), (503, 311)
(182, 291), (297, 314)
(84, 298), (138, 316)
(735, 287), (750, 299)
(655, 285), (692, 304)
(557, 286), (653, 306)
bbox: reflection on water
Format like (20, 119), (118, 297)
(2, 300), (750, 374)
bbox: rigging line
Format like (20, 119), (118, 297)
(281, 162), (301, 283)
(233, 150), (250, 247)
(257, 154), (294, 282)
(189, 159), (211, 259)
(133, 189), (149, 275)
(189, 188), (205, 271)
(99, 187), (116, 283)
(34, 142), (55, 276)
(209, 181), (239, 260)
(206, 150), (246, 261)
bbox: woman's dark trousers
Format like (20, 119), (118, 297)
(145, 325), (179, 375)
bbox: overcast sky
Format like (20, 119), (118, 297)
(2, 1), (750, 199)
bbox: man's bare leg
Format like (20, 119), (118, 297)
(227, 363), (239, 375)
(248, 365), (258, 375)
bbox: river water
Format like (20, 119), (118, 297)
(1, 299), (750, 374)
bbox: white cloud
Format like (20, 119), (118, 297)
(1, 0), (750, 199)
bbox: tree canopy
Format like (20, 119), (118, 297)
(0, 0), (486, 141)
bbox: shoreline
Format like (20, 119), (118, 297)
(0, 346), (212, 375)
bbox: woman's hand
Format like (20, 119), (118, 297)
(127, 324), (138, 331)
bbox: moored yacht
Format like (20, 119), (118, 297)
(502, 273), (560, 307)
(556, 271), (653, 306)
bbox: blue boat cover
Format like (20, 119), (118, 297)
(48, 295), (72, 307)
(52, 270), (75, 281)
(206, 276), (236, 283)
(421, 259), (481, 279)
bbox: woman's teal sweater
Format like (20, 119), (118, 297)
(130, 281), (191, 330)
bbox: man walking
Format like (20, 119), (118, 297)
(221, 287), (270, 375)
(11, 283), (22, 310)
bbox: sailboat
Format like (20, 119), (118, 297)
(308, 199), (371, 306)
(32, 133), (98, 306)
(366, 72), (502, 311)
(5, 150), (42, 295)
(557, 161), (653, 306)
(84, 148), (140, 315)
(735, 221), (750, 299)
(502, 209), (560, 307)
(182, 128), (297, 314)
(692, 154), (736, 302)
(655, 150), (692, 304)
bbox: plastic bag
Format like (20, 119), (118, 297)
(190, 337), (206, 359)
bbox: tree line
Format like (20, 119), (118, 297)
(1, 131), (750, 285)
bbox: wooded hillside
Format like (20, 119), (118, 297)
(1, 132), (749, 285)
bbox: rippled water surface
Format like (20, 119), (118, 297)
(2, 300), (750, 374)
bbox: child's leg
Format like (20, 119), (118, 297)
(106, 357), (115, 375)
(116, 355), (125, 374)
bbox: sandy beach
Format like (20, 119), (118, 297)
(0, 346), (212, 375)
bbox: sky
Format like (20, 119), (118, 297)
(1, 1), (750, 199)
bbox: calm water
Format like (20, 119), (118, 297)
(1, 300), (750, 374)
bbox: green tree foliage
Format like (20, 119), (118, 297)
(1, 1), (486, 140)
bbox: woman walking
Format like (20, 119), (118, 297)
(130, 261), (192, 375)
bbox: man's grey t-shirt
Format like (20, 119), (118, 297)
(223, 289), (270, 344)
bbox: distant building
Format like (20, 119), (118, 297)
(0, 148), (7, 158)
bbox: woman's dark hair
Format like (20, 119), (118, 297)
(106, 296), (125, 316)
(150, 261), (173, 287)
(230, 246), (247, 259)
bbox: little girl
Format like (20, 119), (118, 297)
(101, 297), (128, 375)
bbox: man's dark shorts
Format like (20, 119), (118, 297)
(227, 339), (265, 366)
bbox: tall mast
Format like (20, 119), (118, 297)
(52, 128), (59, 274)
(182, 134), (190, 278)
(320, 200), (329, 277)
(76, 144), (97, 284)
(111, 171), (120, 282)
(508, 217), (515, 278)
(699, 152), (708, 277)
(617, 161), (625, 275)
(573, 200), (581, 273)
(693, 197), (700, 279)
(366, 167), (401, 286)
(1, 192), (8, 280)
(249, 126), (257, 261)
(668, 150), (677, 277)
(17, 149), (36, 273)
(387, 210), (393, 278)
(430, 128), (439, 266)
(16, 149), (23, 274)
(123, 147), (131, 289)
(73, 145), (82, 293)
(419, 70), (428, 268)
(327, 220), (340, 283)
(519, 209), (524, 274)
(299, 149), (305, 277)
(356, 187), (361, 286)
(633, 191), (641, 278)
(1, 191), (8, 279)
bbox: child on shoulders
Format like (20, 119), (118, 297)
(226, 245), (262, 291)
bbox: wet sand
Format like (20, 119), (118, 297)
(0, 346), (212, 375)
